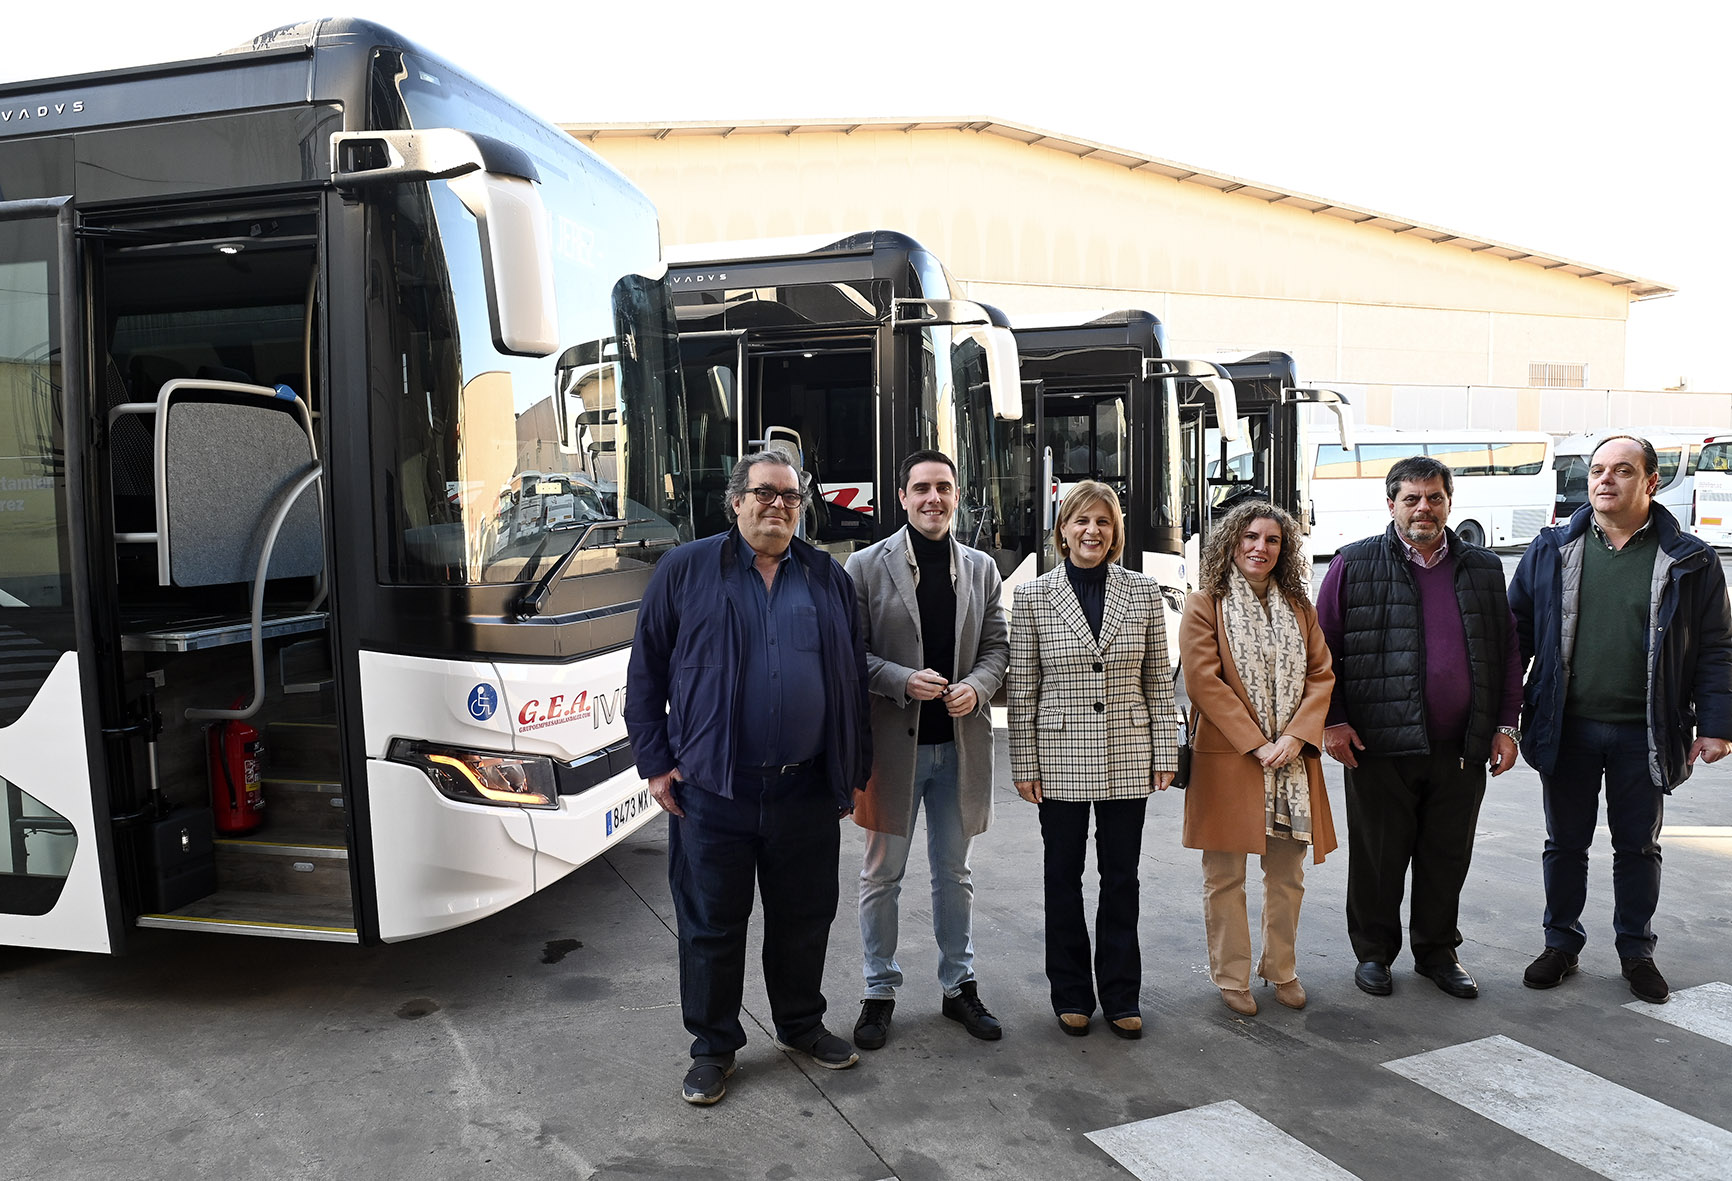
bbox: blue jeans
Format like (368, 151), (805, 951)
(667, 763), (840, 1062)
(859, 742), (976, 998)
(1540, 716), (1664, 959)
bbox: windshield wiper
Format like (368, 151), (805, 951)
(514, 517), (642, 620)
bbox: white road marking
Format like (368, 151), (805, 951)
(1384, 1034), (1732, 1180)
(1625, 981), (1732, 1048)
(1086, 1099), (1358, 1180)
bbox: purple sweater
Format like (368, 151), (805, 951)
(1317, 552), (1523, 740)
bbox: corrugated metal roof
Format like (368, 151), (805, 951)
(560, 116), (1675, 300)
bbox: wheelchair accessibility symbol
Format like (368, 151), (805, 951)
(467, 683), (499, 722)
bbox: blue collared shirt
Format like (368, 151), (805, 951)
(733, 533), (827, 767)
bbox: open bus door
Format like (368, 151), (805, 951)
(0, 198), (122, 953)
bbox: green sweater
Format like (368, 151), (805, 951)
(1566, 527), (1657, 724)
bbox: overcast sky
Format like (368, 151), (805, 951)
(5, 1), (1727, 392)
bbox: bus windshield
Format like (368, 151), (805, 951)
(373, 51), (690, 585)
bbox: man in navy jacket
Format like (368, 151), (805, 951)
(1510, 435), (1731, 1004)
(626, 452), (872, 1105)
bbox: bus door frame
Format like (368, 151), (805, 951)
(0, 197), (125, 953)
(1033, 379), (1137, 575)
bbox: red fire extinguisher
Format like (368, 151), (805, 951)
(208, 719), (266, 835)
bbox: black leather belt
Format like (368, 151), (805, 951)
(738, 759), (815, 777)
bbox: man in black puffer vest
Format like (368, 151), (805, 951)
(1316, 456), (1523, 999)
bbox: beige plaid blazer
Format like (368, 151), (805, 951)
(1008, 564), (1180, 800)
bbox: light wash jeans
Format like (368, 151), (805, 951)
(859, 742), (976, 998)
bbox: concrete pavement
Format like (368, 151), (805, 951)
(4, 732), (1729, 1180)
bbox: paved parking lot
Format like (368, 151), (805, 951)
(4, 550), (1729, 1180)
(5, 734), (1729, 1180)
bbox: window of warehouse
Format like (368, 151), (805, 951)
(1530, 362), (1586, 388)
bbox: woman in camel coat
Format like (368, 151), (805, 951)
(1179, 501), (1335, 1017)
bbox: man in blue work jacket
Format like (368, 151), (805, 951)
(626, 451), (872, 1106)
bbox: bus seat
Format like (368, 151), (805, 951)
(127, 354), (187, 404)
(161, 396), (323, 588)
(195, 363), (254, 385)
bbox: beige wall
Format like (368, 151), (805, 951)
(578, 127), (1634, 388)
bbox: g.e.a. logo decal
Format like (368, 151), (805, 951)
(517, 687), (625, 733)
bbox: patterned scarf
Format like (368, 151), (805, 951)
(1220, 567), (1312, 843)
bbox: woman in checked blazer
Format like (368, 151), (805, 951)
(1010, 481), (1179, 1039)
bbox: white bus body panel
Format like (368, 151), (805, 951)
(368, 760), (537, 941)
(358, 648), (660, 942)
(528, 766), (659, 889)
(1695, 468), (1732, 547)
(1143, 549), (1187, 670)
(0, 653), (111, 953)
(496, 648), (630, 758)
(358, 652), (513, 757)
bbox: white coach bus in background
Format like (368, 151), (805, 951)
(1308, 429), (1553, 558)
(1552, 430), (1707, 528)
(0, 19), (690, 954)
(1692, 434), (1732, 548)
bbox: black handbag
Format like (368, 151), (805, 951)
(1167, 707), (1195, 790)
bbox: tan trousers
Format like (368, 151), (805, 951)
(1201, 836), (1307, 990)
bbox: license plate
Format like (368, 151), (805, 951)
(605, 787), (651, 837)
(1703, 517), (1722, 526)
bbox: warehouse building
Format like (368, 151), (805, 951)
(562, 118), (1726, 432)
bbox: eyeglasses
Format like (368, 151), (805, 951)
(747, 485), (806, 507)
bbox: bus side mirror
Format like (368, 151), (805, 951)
(893, 299), (1023, 422)
(1288, 386), (1354, 449)
(331, 129), (558, 357)
(447, 171), (558, 356)
(1147, 357), (1241, 442)
(959, 324), (1024, 421)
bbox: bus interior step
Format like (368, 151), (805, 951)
(136, 888), (357, 942)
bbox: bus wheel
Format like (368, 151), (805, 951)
(1456, 520), (1484, 547)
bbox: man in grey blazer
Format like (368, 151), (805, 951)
(845, 450), (1011, 1049)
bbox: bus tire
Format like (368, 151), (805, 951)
(1456, 520), (1485, 547)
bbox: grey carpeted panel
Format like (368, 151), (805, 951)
(163, 401), (323, 587)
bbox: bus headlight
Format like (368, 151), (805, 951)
(389, 740), (559, 810)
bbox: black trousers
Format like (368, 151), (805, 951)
(667, 764), (840, 1062)
(1037, 797), (1149, 1020)
(1343, 745), (1486, 967)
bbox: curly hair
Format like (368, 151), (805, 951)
(1195, 501), (1310, 604)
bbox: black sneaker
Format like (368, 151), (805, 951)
(774, 1029), (860, 1070)
(1523, 947), (1579, 989)
(681, 1057), (735, 1105)
(1621, 956), (1670, 1004)
(942, 980), (1003, 1040)
(854, 998), (895, 1050)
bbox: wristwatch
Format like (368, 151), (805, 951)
(1497, 725), (1521, 743)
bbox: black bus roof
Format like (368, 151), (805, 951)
(0, 17), (421, 98)
(1014, 310), (1165, 358)
(665, 230), (961, 300)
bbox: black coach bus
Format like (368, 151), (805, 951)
(1012, 312), (1348, 628)
(664, 230), (1027, 571)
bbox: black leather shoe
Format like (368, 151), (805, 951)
(681, 1056), (736, 1105)
(1354, 961), (1393, 996)
(854, 998), (894, 1050)
(1622, 956), (1670, 1004)
(1523, 947), (1579, 989)
(942, 981), (1003, 1040)
(1416, 957), (1479, 999)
